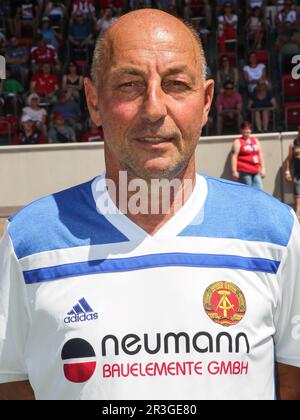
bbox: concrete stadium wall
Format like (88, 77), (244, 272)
(0, 132), (297, 217)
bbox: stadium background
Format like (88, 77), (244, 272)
(1, 0), (300, 235)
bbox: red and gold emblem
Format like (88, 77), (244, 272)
(203, 281), (246, 327)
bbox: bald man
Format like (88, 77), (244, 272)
(0, 10), (300, 400)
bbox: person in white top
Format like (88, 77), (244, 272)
(0, 9), (300, 401)
(22, 93), (47, 135)
(243, 51), (267, 93)
(95, 6), (116, 35)
(276, 0), (298, 32)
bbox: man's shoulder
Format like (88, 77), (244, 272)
(233, 91), (242, 101)
(192, 176), (294, 246)
(205, 175), (291, 216)
(7, 178), (129, 259)
(7, 180), (94, 258)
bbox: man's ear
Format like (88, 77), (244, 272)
(84, 77), (102, 127)
(201, 79), (214, 129)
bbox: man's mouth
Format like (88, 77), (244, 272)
(136, 137), (175, 144)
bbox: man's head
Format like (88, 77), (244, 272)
(74, 10), (85, 23)
(10, 36), (19, 48)
(223, 81), (234, 96)
(21, 114), (34, 132)
(57, 90), (68, 103)
(36, 34), (46, 48)
(104, 7), (113, 19)
(53, 112), (64, 127)
(240, 121), (252, 139)
(85, 9), (214, 181)
(27, 93), (40, 107)
(41, 62), (51, 74)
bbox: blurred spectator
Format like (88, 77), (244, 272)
(15, 0), (41, 37)
(99, 0), (123, 15)
(51, 90), (82, 132)
(44, 1), (67, 27)
(82, 120), (104, 142)
(22, 93), (48, 135)
(4, 36), (30, 85)
(0, 32), (7, 55)
(191, 18), (211, 52)
(243, 51), (267, 93)
(275, 0), (298, 33)
(275, 22), (300, 73)
(216, 54), (239, 93)
(30, 62), (60, 102)
(71, 0), (96, 20)
(95, 7), (116, 34)
(231, 122), (266, 190)
(284, 125), (300, 217)
(216, 81), (243, 134)
(0, 67), (24, 115)
(246, 6), (266, 49)
(248, 80), (276, 132)
(247, 0), (264, 9)
(217, 2), (238, 53)
(184, 0), (212, 27)
(5, 1), (19, 37)
(48, 112), (76, 143)
(39, 16), (63, 48)
(62, 61), (84, 102)
(13, 114), (46, 145)
(30, 34), (60, 73)
(68, 10), (94, 61)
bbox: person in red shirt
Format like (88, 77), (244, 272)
(30, 34), (59, 73)
(30, 62), (60, 102)
(231, 121), (266, 190)
(82, 120), (104, 142)
(12, 114), (46, 145)
(216, 81), (243, 134)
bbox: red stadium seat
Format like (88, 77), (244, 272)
(0, 115), (19, 145)
(282, 75), (300, 102)
(254, 50), (269, 72)
(19, 38), (34, 47)
(284, 102), (300, 130)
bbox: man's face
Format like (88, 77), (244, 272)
(42, 63), (51, 74)
(11, 37), (18, 48)
(23, 120), (34, 131)
(224, 84), (234, 96)
(86, 16), (213, 180)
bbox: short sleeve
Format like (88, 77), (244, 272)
(0, 227), (31, 383)
(274, 213), (300, 368)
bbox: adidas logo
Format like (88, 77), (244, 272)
(64, 298), (99, 324)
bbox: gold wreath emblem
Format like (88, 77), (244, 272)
(203, 281), (246, 327)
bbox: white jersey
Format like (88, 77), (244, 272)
(1, 174), (300, 400)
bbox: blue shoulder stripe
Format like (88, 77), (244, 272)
(8, 179), (129, 259)
(23, 252), (280, 284)
(179, 176), (294, 246)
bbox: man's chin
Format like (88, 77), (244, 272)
(126, 160), (188, 182)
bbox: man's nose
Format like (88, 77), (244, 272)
(141, 81), (168, 123)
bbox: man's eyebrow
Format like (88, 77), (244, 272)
(111, 67), (145, 78)
(110, 65), (197, 80)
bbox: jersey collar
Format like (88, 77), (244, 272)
(91, 172), (207, 240)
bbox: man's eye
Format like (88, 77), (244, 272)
(119, 81), (143, 89)
(164, 80), (190, 90)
